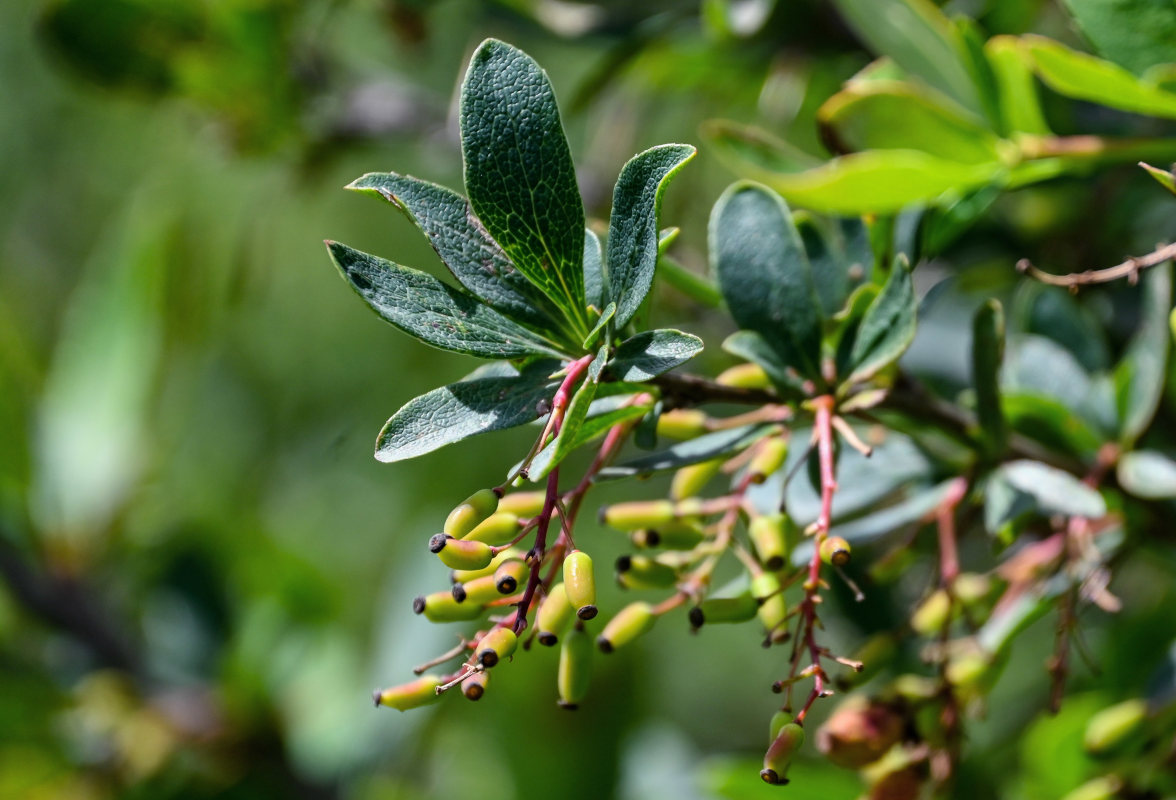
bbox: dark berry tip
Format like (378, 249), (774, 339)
(597, 637), (613, 654)
(538, 632), (558, 646)
(428, 533), (449, 553)
(577, 605), (598, 621)
(688, 607), (705, 629)
(412, 596), (426, 614)
(616, 555), (632, 572)
(452, 585), (467, 602)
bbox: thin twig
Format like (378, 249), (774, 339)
(1016, 241), (1176, 288)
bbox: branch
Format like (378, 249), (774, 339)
(650, 372), (781, 407)
(1016, 241), (1176, 288)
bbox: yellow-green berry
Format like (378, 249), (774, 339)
(557, 627), (593, 709)
(1084, 699), (1148, 757)
(451, 546), (523, 583)
(430, 534), (495, 571)
(537, 583), (575, 646)
(497, 491), (547, 517)
(597, 602), (656, 653)
(563, 550), (598, 620)
(911, 589), (952, 635)
(602, 500), (676, 531)
(749, 438), (789, 482)
(413, 591), (485, 622)
(462, 512), (521, 546)
(443, 488), (500, 538)
(476, 627), (518, 668)
(462, 669), (489, 701)
(749, 514), (793, 571)
(373, 675), (443, 711)
(752, 572), (788, 642)
(716, 363), (771, 389)
(761, 722), (805, 785)
(819, 535), (851, 567)
(631, 523), (705, 551)
(689, 592), (759, 629)
(493, 558), (528, 595)
(769, 711), (793, 742)
(671, 458), (724, 501)
(656, 409), (709, 440)
(452, 574), (501, 605)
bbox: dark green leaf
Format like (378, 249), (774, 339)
(819, 83), (1003, 164)
(345, 172), (562, 335)
(606, 144), (696, 327)
(584, 229), (605, 310)
(846, 256), (917, 384)
(1061, 0), (1176, 75)
(375, 361), (559, 462)
(1016, 285), (1110, 372)
(986, 35), (1052, 136)
(1114, 262), (1171, 444)
(1023, 35), (1176, 119)
(460, 39), (588, 332)
(796, 214), (870, 317)
(326, 241), (563, 360)
(830, 0), (982, 114)
(1002, 393), (1104, 457)
(711, 182), (823, 381)
(1116, 450), (1176, 499)
(972, 299), (1007, 457)
(608, 329), (704, 382)
(700, 119), (820, 177)
(595, 424), (773, 481)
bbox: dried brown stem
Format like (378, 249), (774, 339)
(1016, 240), (1176, 288)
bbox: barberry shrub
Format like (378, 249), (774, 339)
(328, 24), (1176, 798)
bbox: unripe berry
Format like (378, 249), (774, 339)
(451, 546), (523, 583)
(413, 591), (485, 622)
(911, 589), (952, 635)
(749, 438), (789, 482)
(462, 669), (489, 701)
(537, 583), (575, 646)
(671, 458), (724, 501)
(602, 500), (676, 531)
(749, 514), (793, 571)
(557, 627), (593, 709)
(430, 535), (495, 571)
(476, 626), (518, 668)
(1084, 699), (1148, 757)
(751, 572), (788, 642)
(462, 513), (521, 546)
(1059, 776), (1123, 800)
(761, 722), (805, 785)
(452, 574), (502, 605)
(493, 558), (527, 594)
(819, 535), (851, 567)
(444, 488), (500, 538)
(816, 696), (903, 769)
(690, 592), (758, 628)
(952, 572), (992, 607)
(656, 408), (709, 440)
(597, 602), (656, 653)
(373, 675), (443, 711)
(716, 362), (771, 389)
(615, 554), (678, 589)
(497, 491), (547, 517)
(563, 550), (598, 620)
(630, 523), (705, 551)
(769, 710), (793, 742)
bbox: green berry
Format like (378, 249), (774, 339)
(656, 409), (709, 440)
(630, 523), (705, 551)
(690, 592), (758, 628)
(497, 491), (547, 517)
(462, 512), (521, 546)
(716, 363), (770, 389)
(615, 554), (678, 589)
(413, 591), (485, 622)
(597, 602), (655, 653)
(563, 550), (598, 620)
(671, 458), (724, 501)
(1084, 699), (1148, 757)
(537, 583), (575, 646)
(749, 438), (788, 482)
(462, 669), (489, 701)
(452, 574), (501, 605)
(557, 627), (593, 709)
(476, 626), (518, 668)
(749, 514), (793, 571)
(493, 558), (528, 595)
(769, 711), (792, 742)
(752, 572), (788, 642)
(444, 488), (500, 538)
(911, 589), (952, 635)
(761, 722), (804, 785)
(430, 535), (495, 571)
(373, 675), (443, 711)
(819, 535), (851, 567)
(602, 500), (676, 531)
(451, 546), (523, 583)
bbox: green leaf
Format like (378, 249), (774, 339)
(710, 182), (823, 381)
(460, 39), (588, 332)
(986, 35), (1052, 136)
(657, 255), (724, 309)
(326, 241), (563, 360)
(1141, 162), (1176, 196)
(972, 299), (1007, 457)
(526, 401), (652, 480)
(1114, 262), (1172, 444)
(1022, 35), (1176, 119)
(996, 459), (1107, 520)
(846, 256), (917, 385)
(526, 349), (607, 479)
(375, 361), (560, 462)
(581, 302), (615, 351)
(830, 0), (982, 114)
(345, 172), (563, 336)
(796, 214), (871, 317)
(1061, 0), (1176, 75)
(584, 229), (605, 310)
(756, 151), (1004, 215)
(608, 329), (704, 382)
(700, 119), (820, 176)
(1002, 393), (1104, 458)
(1116, 450), (1176, 499)
(606, 144), (696, 327)
(818, 82), (1004, 164)
(596, 424), (774, 481)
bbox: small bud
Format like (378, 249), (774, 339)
(432, 536), (495, 571)
(716, 362), (770, 389)
(911, 589), (952, 635)
(476, 627), (518, 668)
(602, 500), (676, 531)
(462, 670), (489, 701)
(761, 722), (805, 785)
(452, 574), (501, 605)
(631, 523), (705, 551)
(1084, 699), (1148, 757)
(374, 675), (443, 711)
(597, 602), (655, 653)
(670, 458), (724, 501)
(497, 491), (547, 517)
(537, 583), (575, 646)
(557, 627), (593, 708)
(816, 696), (903, 769)
(819, 535), (851, 567)
(749, 514), (793, 571)
(615, 554), (678, 589)
(749, 438), (789, 482)
(444, 488), (500, 538)
(691, 593), (758, 628)
(656, 409), (709, 440)
(462, 513), (522, 546)
(413, 591), (486, 622)
(563, 550), (598, 620)
(493, 558), (527, 594)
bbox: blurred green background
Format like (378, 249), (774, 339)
(2, 1), (1175, 798)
